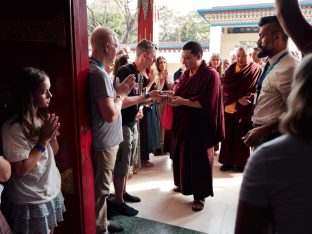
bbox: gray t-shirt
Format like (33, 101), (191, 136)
(89, 58), (123, 151)
(240, 134), (312, 233)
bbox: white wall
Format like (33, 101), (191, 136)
(210, 26), (222, 54)
(221, 30), (259, 60)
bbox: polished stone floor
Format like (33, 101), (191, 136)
(111, 153), (243, 234)
(111, 215), (206, 234)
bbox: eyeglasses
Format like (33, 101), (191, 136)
(107, 42), (120, 53)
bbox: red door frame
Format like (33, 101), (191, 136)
(0, 1), (95, 233)
(138, 0), (154, 41)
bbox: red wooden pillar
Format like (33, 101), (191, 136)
(138, 0), (154, 41)
(0, 1), (95, 233)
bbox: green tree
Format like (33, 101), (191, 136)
(158, 7), (210, 42)
(87, 1), (210, 44)
(87, 0), (137, 43)
(158, 6), (180, 41)
(179, 12), (210, 42)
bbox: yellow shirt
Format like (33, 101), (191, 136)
(235, 63), (241, 73)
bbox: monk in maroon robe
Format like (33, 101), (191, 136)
(169, 41), (224, 211)
(219, 47), (262, 171)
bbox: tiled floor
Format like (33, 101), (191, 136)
(123, 153), (243, 234)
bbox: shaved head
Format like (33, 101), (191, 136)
(90, 26), (115, 52)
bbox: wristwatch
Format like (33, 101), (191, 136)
(144, 93), (150, 99)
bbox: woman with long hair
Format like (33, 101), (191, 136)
(208, 54), (222, 77)
(155, 56), (173, 155)
(155, 56), (172, 91)
(139, 67), (161, 167)
(1, 67), (65, 234)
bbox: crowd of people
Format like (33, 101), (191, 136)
(0, 0), (311, 233)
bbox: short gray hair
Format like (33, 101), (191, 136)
(90, 26), (115, 52)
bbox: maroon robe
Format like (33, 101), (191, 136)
(172, 60), (224, 199)
(219, 62), (262, 167)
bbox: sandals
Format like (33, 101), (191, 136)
(192, 199), (205, 212)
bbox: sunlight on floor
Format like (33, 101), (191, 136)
(214, 176), (243, 186)
(127, 179), (174, 192)
(124, 154), (243, 234)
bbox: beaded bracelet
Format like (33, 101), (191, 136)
(34, 143), (46, 153)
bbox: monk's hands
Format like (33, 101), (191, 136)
(168, 96), (185, 107)
(238, 96), (251, 106)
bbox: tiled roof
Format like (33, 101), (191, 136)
(198, 1), (312, 27)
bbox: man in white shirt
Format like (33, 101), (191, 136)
(243, 15), (299, 148)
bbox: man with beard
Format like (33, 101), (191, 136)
(219, 47), (262, 172)
(243, 16), (299, 148)
(250, 48), (264, 66)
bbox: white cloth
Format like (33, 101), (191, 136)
(1, 119), (61, 205)
(0, 184), (3, 204)
(240, 134), (312, 233)
(253, 49), (299, 125)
